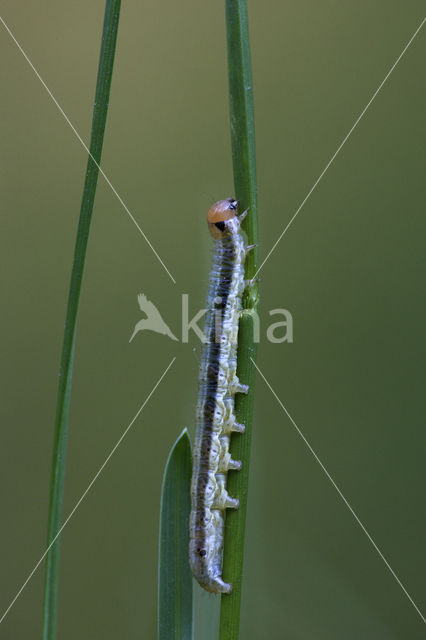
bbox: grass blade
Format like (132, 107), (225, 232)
(158, 429), (193, 640)
(219, 1), (258, 638)
(42, 2), (122, 638)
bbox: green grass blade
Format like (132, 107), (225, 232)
(158, 430), (193, 640)
(225, 0), (258, 286)
(42, 2), (122, 638)
(219, 1), (258, 638)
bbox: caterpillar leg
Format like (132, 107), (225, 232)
(222, 398), (245, 434)
(244, 277), (260, 288)
(209, 577), (232, 595)
(229, 375), (249, 395)
(213, 486), (239, 510)
(223, 414), (245, 435)
(218, 452), (242, 472)
(218, 440), (242, 472)
(232, 421), (245, 433)
(238, 208), (249, 224)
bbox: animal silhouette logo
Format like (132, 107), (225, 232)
(129, 293), (178, 342)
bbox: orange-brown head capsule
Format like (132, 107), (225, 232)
(207, 199), (239, 239)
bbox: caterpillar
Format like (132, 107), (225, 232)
(189, 198), (253, 594)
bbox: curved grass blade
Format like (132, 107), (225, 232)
(158, 429), (193, 640)
(42, 2), (122, 638)
(220, 0), (259, 638)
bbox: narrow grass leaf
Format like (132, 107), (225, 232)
(42, 2), (122, 638)
(158, 429), (193, 640)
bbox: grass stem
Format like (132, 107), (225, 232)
(42, 2), (121, 638)
(219, 1), (258, 638)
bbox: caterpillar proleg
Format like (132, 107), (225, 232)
(190, 198), (251, 594)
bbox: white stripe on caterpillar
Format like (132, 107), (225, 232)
(190, 199), (251, 594)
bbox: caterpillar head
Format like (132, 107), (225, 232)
(207, 198), (240, 239)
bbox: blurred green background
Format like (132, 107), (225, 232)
(1, 1), (425, 638)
